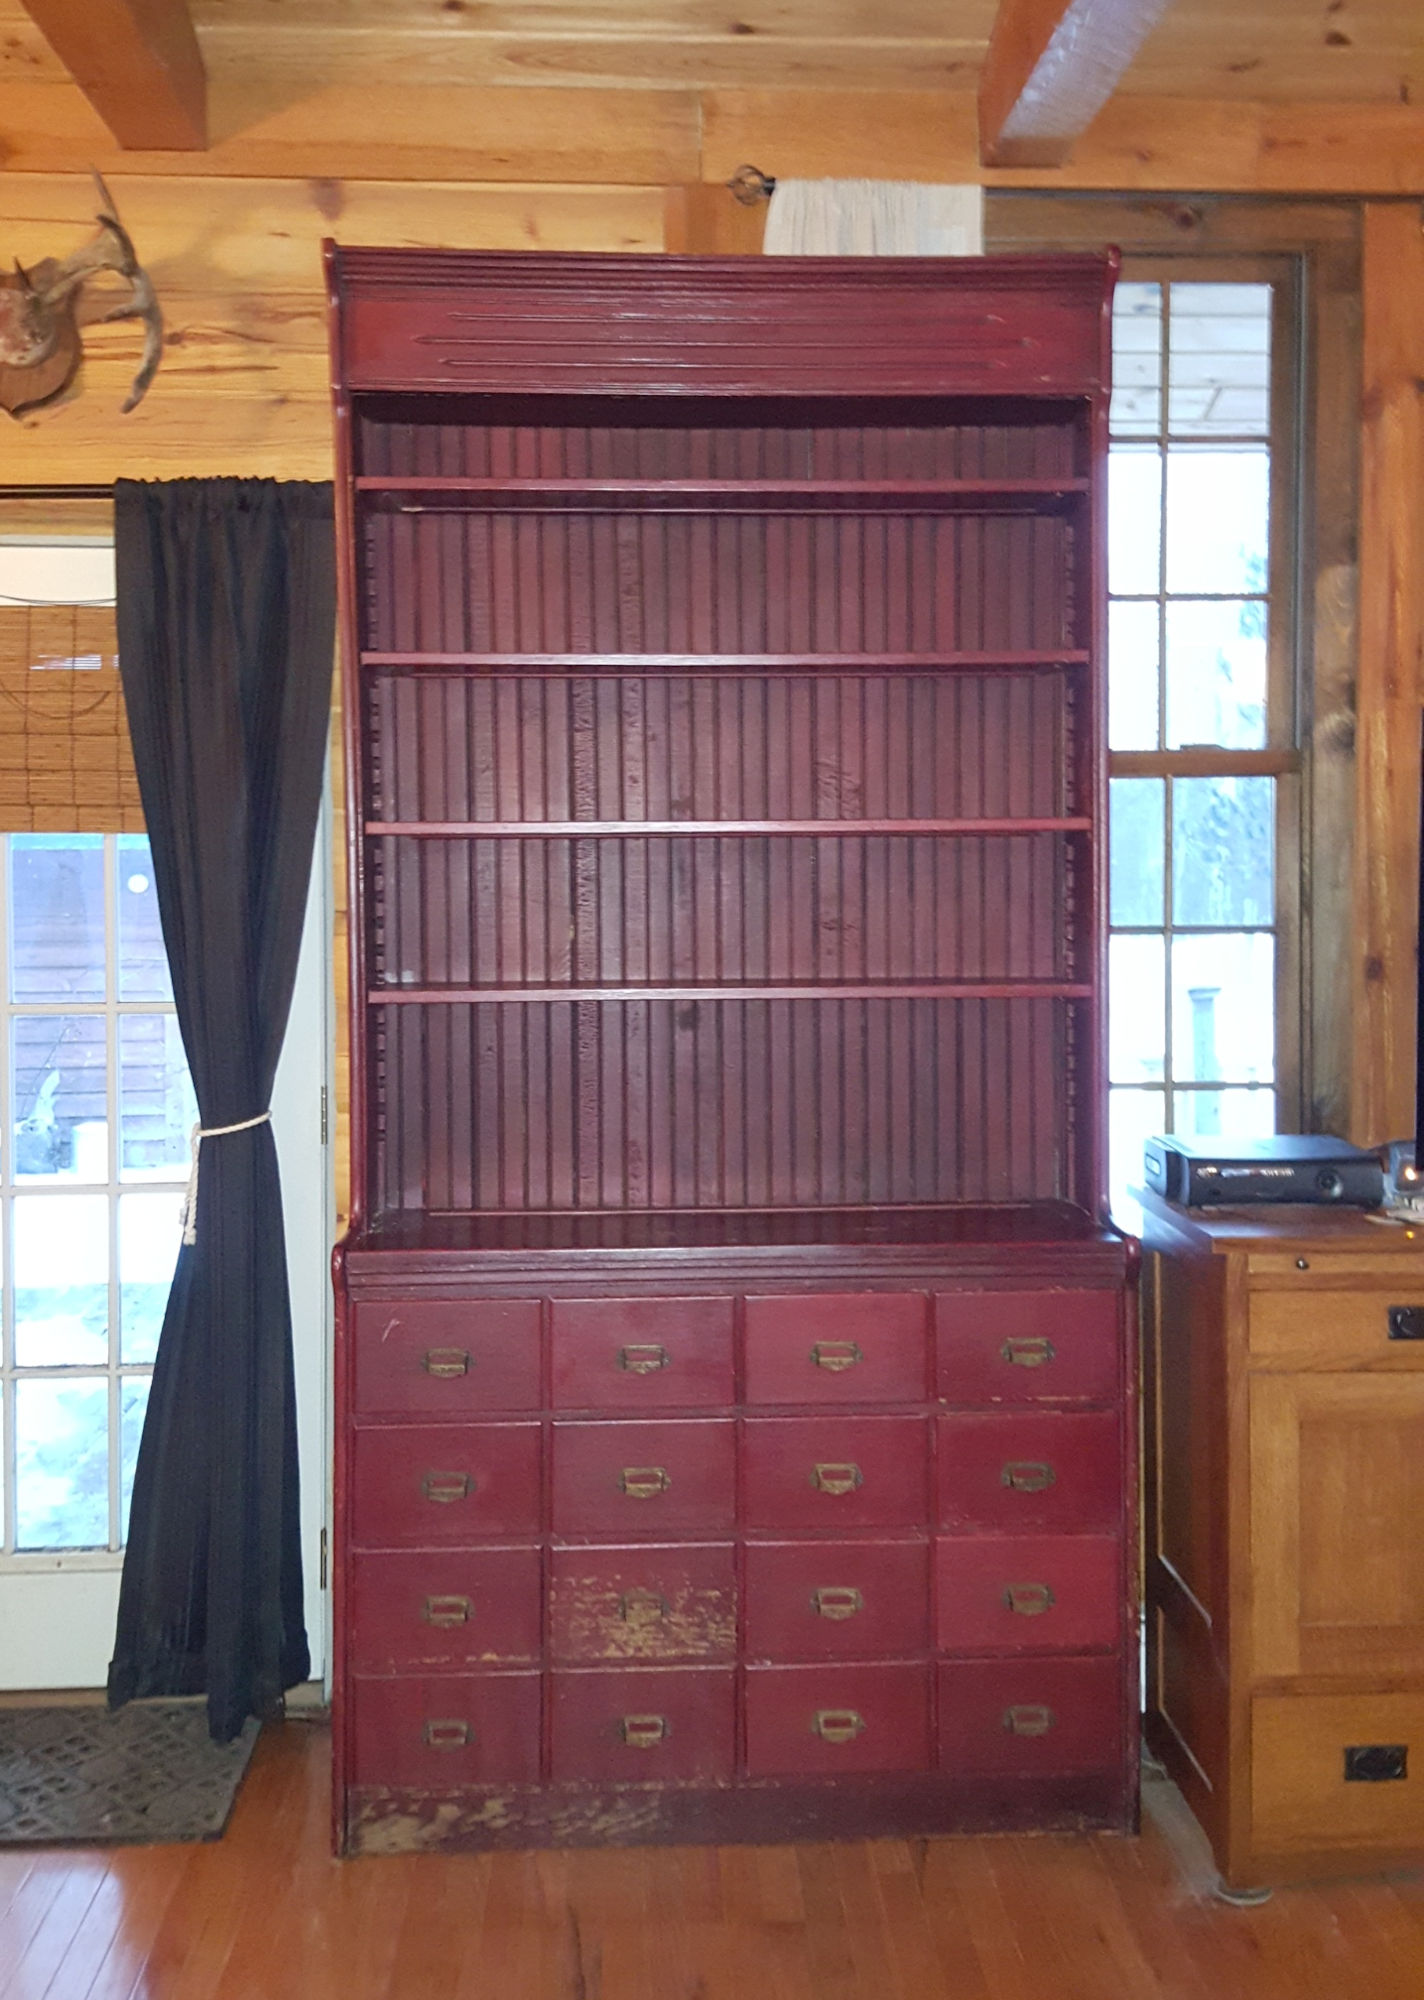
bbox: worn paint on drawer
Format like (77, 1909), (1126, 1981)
(549, 1545), (737, 1662)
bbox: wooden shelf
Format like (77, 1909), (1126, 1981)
(355, 477), (1090, 516)
(367, 982), (1095, 1004)
(330, 247), (1130, 1858)
(360, 650), (1092, 675)
(365, 817), (1093, 839)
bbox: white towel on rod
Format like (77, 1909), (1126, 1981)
(763, 180), (983, 257)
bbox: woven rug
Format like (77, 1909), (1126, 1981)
(0, 1702), (261, 1847)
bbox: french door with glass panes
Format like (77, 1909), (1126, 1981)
(1105, 266), (1297, 1203)
(0, 827), (332, 1690)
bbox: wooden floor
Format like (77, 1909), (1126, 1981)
(4, 1721), (1424, 1999)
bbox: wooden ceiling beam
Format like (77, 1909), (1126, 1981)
(19, 0), (206, 150)
(979, 0), (1173, 169)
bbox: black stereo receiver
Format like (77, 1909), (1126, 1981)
(1143, 1134), (1385, 1208)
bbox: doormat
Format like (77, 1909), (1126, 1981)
(0, 1702), (260, 1847)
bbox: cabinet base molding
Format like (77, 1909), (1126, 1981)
(345, 1771), (1137, 1855)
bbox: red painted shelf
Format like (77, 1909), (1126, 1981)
(328, 247), (1132, 1856)
(354, 477), (1090, 516)
(364, 817), (1094, 838)
(359, 650), (1093, 674)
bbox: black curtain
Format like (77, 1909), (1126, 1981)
(108, 480), (334, 1742)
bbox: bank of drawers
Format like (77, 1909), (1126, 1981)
(344, 1287), (1129, 1791)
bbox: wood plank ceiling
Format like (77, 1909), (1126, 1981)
(5, 1), (1422, 112)
(3, 0), (1424, 191)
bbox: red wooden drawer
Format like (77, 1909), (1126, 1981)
(349, 1548), (542, 1671)
(937, 1411), (1122, 1532)
(935, 1289), (1120, 1408)
(744, 1664), (932, 1777)
(551, 1298), (733, 1410)
(936, 1535), (1122, 1654)
(744, 1540), (929, 1661)
(350, 1424), (542, 1545)
(549, 1668), (735, 1782)
(938, 1654), (1125, 1777)
(351, 1298), (540, 1416)
(349, 1673), (541, 1787)
(744, 1293), (927, 1405)
(744, 1416), (929, 1531)
(550, 1545), (736, 1662)
(551, 1420), (735, 1536)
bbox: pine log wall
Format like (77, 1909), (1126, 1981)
(2, 42), (1423, 1180)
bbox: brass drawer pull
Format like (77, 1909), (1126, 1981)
(811, 1340), (863, 1373)
(812, 1709), (866, 1744)
(619, 1465), (671, 1499)
(619, 1343), (670, 1374)
(1001, 1336), (1055, 1368)
(811, 1586), (864, 1621)
(1003, 1703), (1055, 1737)
(422, 1718), (471, 1749)
(619, 1588), (670, 1625)
(620, 1714), (668, 1748)
(811, 1461), (863, 1496)
(422, 1593), (472, 1627)
(1001, 1460), (1056, 1493)
(1003, 1582), (1055, 1617)
(422, 1347), (471, 1378)
(421, 1470), (473, 1504)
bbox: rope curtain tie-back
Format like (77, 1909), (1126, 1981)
(181, 1112), (272, 1245)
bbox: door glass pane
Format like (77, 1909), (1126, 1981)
(119, 1014), (196, 1179)
(1110, 934), (1166, 1085)
(1165, 448), (1269, 595)
(13, 1192), (109, 1367)
(1108, 448), (1162, 595)
(1167, 283), (1272, 438)
(119, 1191), (183, 1365)
(1108, 600), (1160, 752)
(1110, 779), (1165, 926)
(9, 835), (105, 1001)
(15, 1377), (108, 1550)
(1171, 933), (1275, 1083)
(120, 1376), (150, 1543)
(1173, 777), (1274, 926)
(12, 1014), (107, 1181)
(116, 836), (172, 1002)
(1165, 599), (1267, 750)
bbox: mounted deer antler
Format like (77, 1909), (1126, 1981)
(0, 171), (163, 417)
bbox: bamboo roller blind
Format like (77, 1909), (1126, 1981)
(0, 498), (143, 833)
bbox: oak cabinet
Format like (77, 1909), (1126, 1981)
(1140, 1192), (1424, 1888)
(328, 247), (1136, 1854)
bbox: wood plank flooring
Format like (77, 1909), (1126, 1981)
(3, 1720), (1424, 1999)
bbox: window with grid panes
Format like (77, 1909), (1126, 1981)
(0, 538), (194, 1562)
(1107, 269), (1298, 1203)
